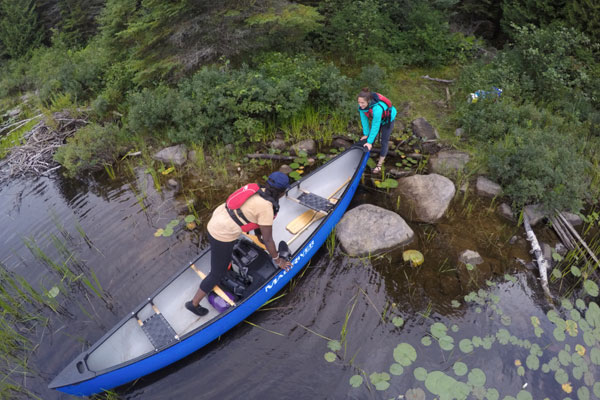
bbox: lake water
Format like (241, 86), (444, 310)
(1, 167), (598, 400)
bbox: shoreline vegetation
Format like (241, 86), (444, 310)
(0, 0), (599, 398)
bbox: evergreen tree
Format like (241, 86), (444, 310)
(565, 0), (600, 43)
(0, 0), (43, 58)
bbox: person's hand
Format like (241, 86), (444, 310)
(360, 136), (367, 140)
(276, 257), (291, 271)
(363, 142), (372, 151)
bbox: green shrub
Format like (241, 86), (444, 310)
(486, 126), (590, 213)
(0, 0), (43, 59)
(54, 123), (125, 177)
(126, 53), (352, 144)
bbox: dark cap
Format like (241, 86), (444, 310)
(266, 171), (290, 190)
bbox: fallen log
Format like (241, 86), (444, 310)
(246, 153), (296, 161)
(523, 212), (552, 298)
(556, 211), (600, 269)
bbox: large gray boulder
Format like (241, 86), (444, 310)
(394, 174), (455, 223)
(411, 117), (439, 141)
(153, 144), (188, 166)
(336, 204), (414, 256)
(524, 204), (546, 226)
(428, 150), (470, 179)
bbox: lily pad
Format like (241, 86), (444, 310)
(369, 372), (390, 391)
(393, 343), (417, 366)
(553, 327), (566, 342)
(497, 329), (510, 344)
(565, 320), (578, 336)
(576, 298), (586, 310)
(349, 374), (363, 388)
(421, 336), (432, 346)
(167, 219), (180, 228)
(554, 368), (569, 384)
(575, 344), (586, 356)
(516, 390), (533, 400)
(184, 215), (196, 223)
(453, 362), (468, 376)
(591, 347), (600, 365)
(390, 363), (404, 376)
(392, 316), (404, 327)
(526, 354), (539, 370)
(405, 388), (426, 400)
(430, 322), (448, 339)
(154, 228), (164, 237)
(584, 280), (599, 297)
(467, 368), (486, 387)
(327, 340), (341, 352)
(403, 250), (424, 267)
(413, 367), (428, 381)
(162, 227), (174, 237)
(324, 352), (336, 362)
(451, 300), (461, 308)
(577, 387), (590, 400)
(486, 388), (500, 400)
(47, 286), (60, 298)
(438, 335), (454, 351)
(459, 338), (473, 353)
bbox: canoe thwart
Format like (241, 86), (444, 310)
(286, 210), (325, 234)
(140, 312), (179, 349)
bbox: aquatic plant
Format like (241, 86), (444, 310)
(321, 270), (600, 399)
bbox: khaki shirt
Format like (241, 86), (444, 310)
(207, 193), (274, 242)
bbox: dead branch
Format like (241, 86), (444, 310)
(0, 111), (88, 182)
(421, 75), (455, 84)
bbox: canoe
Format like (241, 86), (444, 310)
(49, 145), (369, 396)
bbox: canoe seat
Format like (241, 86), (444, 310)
(140, 312), (178, 350)
(296, 192), (335, 213)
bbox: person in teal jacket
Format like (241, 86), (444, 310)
(357, 88), (397, 174)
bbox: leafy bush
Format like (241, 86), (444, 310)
(0, 0), (43, 58)
(486, 126), (590, 213)
(54, 123), (125, 177)
(125, 53), (352, 144)
(393, 2), (477, 66)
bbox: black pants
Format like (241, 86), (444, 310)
(200, 233), (235, 293)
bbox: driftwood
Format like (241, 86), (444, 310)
(555, 211), (600, 268)
(421, 75), (455, 84)
(246, 153), (296, 161)
(0, 111), (88, 182)
(523, 213), (552, 298)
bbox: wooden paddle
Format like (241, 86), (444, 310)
(285, 177), (350, 234)
(242, 232), (267, 249)
(190, 264), (236, 307)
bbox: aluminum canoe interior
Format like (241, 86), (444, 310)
(49, 146), (366, 388)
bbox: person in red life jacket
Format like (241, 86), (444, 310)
(185, 171), (292, 316)
(357, 88), (397, 174)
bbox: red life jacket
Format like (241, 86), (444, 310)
(364, 92), (392, 125)
(225, 184), (278, 232)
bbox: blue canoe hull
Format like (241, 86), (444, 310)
(51, 146), (369, 396)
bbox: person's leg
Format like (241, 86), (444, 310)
(373, 121), (394, 173)
(186, 234), (235, 316)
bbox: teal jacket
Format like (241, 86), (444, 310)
(358, 101), (397, 144)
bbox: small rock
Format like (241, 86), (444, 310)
(331, 137), (352, 150)
(388, 168), (412, 179)
(498, 203), (514, 221)
(153, 144), (188, 167)
(395, 174), (455, 223)
(428, 150), (470, 179)
(270, 138), (287, 151)
(167, 179), (179, 189)
(279, 164), (293, 174)
(291, 139), (317, 156)
(455, 128), (464, 137)
(560, 211), (583, 227)
(524, 204), (546, 226)
(476, 176), (502, 198)
(458, 249), (484, 266)
(411, 117), (439, 141)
